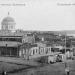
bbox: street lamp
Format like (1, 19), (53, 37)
(6, 44), (7, 56)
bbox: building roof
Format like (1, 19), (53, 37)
(2, 17), (15, 23)
(1, 16), (16, 27)
(0, 30), (25, 37)
(0, 41), (22, 47)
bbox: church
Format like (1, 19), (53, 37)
(0, 13), (35, 57)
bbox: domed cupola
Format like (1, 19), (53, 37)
(1, 12), (16, 31)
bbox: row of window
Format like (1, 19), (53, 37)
(31, 47), (51, 55)
(2, 25), (14, 30)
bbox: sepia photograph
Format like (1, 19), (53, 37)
(0, 0), (75, 75)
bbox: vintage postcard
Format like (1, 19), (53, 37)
(0, 0), (75, 75)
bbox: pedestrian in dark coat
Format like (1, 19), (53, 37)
(2, 71), (7, 75)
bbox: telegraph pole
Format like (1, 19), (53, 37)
(65, 34), (66, 54)
(64, 34), (71, 75)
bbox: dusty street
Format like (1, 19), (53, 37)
(0, 57), (75, 75)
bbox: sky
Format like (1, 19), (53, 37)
(0, 0), (75, 31)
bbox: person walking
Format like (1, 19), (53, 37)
(65, 66), (70, 75)
(65, 63), (70, 75)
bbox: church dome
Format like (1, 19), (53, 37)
(1, 16), (16, 31)
(2, 17), (15, 23)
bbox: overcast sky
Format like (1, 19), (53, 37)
(0, 0), (75, 31)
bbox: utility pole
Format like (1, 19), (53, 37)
(64, 34), (67, 62)
(64, 34), (70, 75)
(65, 34), (66, 54)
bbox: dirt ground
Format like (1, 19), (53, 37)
(0, 57), (75, 75)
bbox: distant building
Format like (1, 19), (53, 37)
(22, 34), (35, 44)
